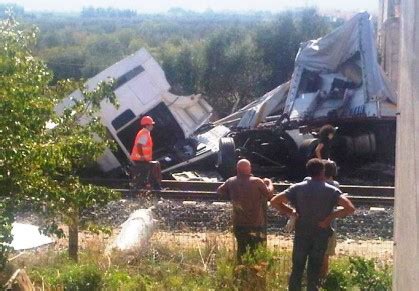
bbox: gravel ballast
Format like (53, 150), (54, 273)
(82, 198), (394, 240)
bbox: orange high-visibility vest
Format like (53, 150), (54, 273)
(131, 128), (153, 161)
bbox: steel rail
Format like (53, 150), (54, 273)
(83, 179), (394, 197)
(117, 189), (394, 205)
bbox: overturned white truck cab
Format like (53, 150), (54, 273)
(215, 12), (397, 180)
(62, 49), (228, 176)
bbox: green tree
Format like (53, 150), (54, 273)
(255, 9), (336, 90)
(0, 16), (119, 266)
(0, 16), (50, 269)
(26, 79), (120, 261)
(42, 47), (86, 83)
(0, 4), (24, 18)
(81, 35), (125, 77)
(159, 39), (203, 95)
(81, 7), (137, 18)
(201, 29), (270, 115)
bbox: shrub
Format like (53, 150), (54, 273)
(27, 245), (393, 290)
(60, 264), (102, 291)
(215, 256), (236, 289)
(30, 263), (102, 290)
(103, 269), (132, 289)
(323, 269), (351, 290)
(323, 258), (352, 290)
(323, 257), (392, 291)
(349, 257), (392, 291)
(103, 268), (150, 290)
(234, 245), (276, 290)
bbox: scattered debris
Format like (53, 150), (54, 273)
(370, 207), (386, 212)
(172, 170), (223, 182)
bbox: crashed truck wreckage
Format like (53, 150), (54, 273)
(63, 12), (396, 181)
(57, 48), (229, 177)
(214, 12), (397, 179)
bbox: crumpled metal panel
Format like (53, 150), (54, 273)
(285, 12), (397, 122)
(215, 81), (290, 129)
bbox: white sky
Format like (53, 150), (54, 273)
(1, 0), (378, 13)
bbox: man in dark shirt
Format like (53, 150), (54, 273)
(314, 124), (336, 160)
(217, 159), (274, 261)
(271, 158), (355, 291)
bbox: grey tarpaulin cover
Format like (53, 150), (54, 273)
(284, 12), (397, 117)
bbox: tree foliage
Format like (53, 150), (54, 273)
(81, 7), (137, 18)
(0, 3), (24, 18)
(7, 7), (339, 116)
(0, 16), (51, 268)
(0, 16), (119, 267)
(200, 29), (270, 115)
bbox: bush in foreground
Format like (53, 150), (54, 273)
(323, 257), (392, 291)
(23, 244), (392, 290)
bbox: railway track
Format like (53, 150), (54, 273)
(105, 180), (395, 206)
(83, 178), (394, 196)
(81, 179), (394, 239)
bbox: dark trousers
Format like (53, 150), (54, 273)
(289, 231), (329, 291)
(131, 161), (162, 190)
(234, 226), (267, 262)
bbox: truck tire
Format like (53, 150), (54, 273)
(217, 137), (237, 179)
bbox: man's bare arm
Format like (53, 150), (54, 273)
(270, 193), (295, 216)
(217, 182), (229, 200)
(318, 195), (355, 228)
(263, 178), (275, 200)
(315, 143), (324, 159)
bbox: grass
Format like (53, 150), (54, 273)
(5, 236), (392, 290)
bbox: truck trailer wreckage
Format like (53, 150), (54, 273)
(64, 12), (396, 181)
(214, 12), (396, 179)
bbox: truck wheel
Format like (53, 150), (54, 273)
(217, 137), (237, 179)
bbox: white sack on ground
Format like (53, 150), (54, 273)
(111, 208), (157, 251)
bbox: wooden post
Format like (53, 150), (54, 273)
(68, 213), (79, 262)
(393, 0), (419, 289)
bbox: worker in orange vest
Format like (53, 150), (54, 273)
(130, 115), (162, 190)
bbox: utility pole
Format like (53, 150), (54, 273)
(393, 0), (419, 289)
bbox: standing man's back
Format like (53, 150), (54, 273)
(286, 179), (341, 237)
(223, 175), (272, 228)
(217, 159), (274, 261)
(271, 158), (355, 291)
